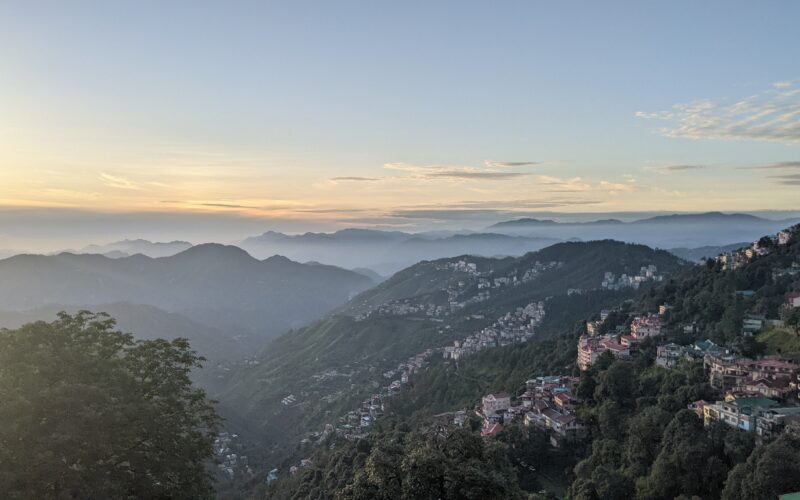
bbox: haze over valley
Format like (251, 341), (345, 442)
(2, 2), (800, 499)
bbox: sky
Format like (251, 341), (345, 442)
(1, 1), (799, 249)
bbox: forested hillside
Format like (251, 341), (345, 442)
(257, 226), (800, 499)
(212, 240), (684, 492)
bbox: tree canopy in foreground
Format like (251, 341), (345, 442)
(0, 311), (221, 499)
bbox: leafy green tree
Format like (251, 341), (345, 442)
(590, 465), (633, 500)
(782, 307), (800, 335)
(636, 410), (727, 499)
(594, 361), (637, 408)
(722, 433), (800, 500)
(624, 406), (671, 476)
(576, 371), (597, 404)
(401, 445), (447, 499)
(0, 311), (221, 499)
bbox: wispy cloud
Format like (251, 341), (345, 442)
(424, 171), (529, 180)
(660, 164), (707, 172)
(99, 172), (142, 190)
(636, 81), (800, 144)
(643, 164), (710, 174)
(739, 160), (800, 186)
(330, 176), (380, 182)
(383, 162), (534, 181)
(536, 175), (590, 192)
(484, 160), (539, 168)
(198, 202), (257, 209)
(598, 180), (635, 193)
(387, 198), (603, 221)
(770, 173), (800, 185)
(747, 161), (800, 170)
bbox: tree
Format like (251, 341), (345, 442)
(722, 433), (800, 500)
(637, 410), (726, 499)
(624, 406), (672, 476)
(782, 307), (800, 335)
(0, 311), (221, 499)
(576, 371), (597, 404)
(401, 446), (446, 499)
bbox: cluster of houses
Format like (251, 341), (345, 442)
(519, 260), (563, 282)
(600, 265), (663, 290)
(312, 301), (551, 449)
(656, 338), (724, 368)
(266, 457), (314, 485)
(716, 230), (793, 271)
(438, 259), (483, 275)
(702, 350), (799, 398)
(383, 349), (436, 386)
(214, 432), (252, 481)
(578, 310), (665, 370)
(357, 258), (558, 322)
(443, 301), (546, 360)
(448, 288), (491, 311)
(332, 349), (437, 441)
(474, 260), (563, 291)
(477, 375), (584, 447)
(699, 397), (800, 441)
(656, 337), (800, 440)
(355, 299), (449, 321)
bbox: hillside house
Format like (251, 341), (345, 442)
(656, 343), (685, 368)
(705, 352), (750, 391)
(482, 392), (511, 420)
(630, 314), (662, 338)
(787, 291), (800, 309)
(704, 397), (779, 432)
(577, 335), (629, 369)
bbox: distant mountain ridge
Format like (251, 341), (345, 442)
(77, 238), (193, 258)
(0, 244), (375, 355)
(667, 242), (751, 262)
(487, 212), (800, 250)
(240, 229), (559, 274)
(490, 211), (791, 228)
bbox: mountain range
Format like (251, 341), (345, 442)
(239, 229), (560, 275)
(0, 244), (374, 358)
(76, 238), (193, 258)
(487, 212), (800, 250)
(236, 212), (799, 274)
(213, 240), (685, 458)
(44, 212), (800, 276)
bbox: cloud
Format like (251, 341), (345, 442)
(424, 170), (529, 180)
(636, 82), (800, 144)
(295, 208), (369, 214)
(387, 198), (603, 221)
(535, 175), (591, 192)
(330, 176), (380, 182)
(383, 162), (531, 181)
(643, 164), (710, 175)
(748, 161), (800, 170)
(198, 203), (256, 209)
(740, 161), (800, 186)
(770, 173), (800, 185)
(99, 172), (142, 190)
(598, 180), (634, 193)
(484, 160), (539, 168)
(657, 164), (708, 172)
